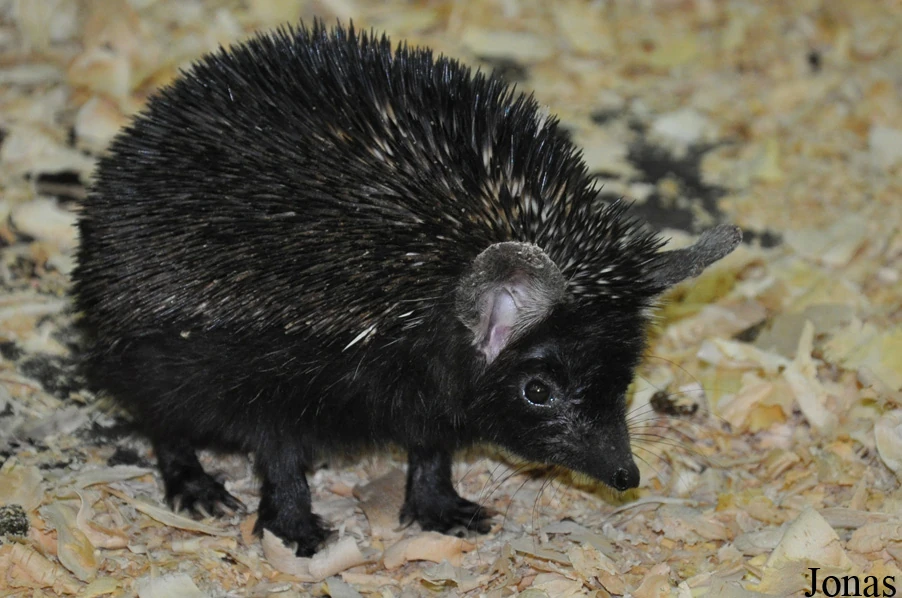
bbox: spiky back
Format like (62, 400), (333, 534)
(74, 21), (664, 348)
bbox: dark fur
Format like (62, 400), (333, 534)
(73, 21), (740, 556)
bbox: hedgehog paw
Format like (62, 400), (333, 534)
(166, 473), (245, 518)
(154, 438), (244, 518)
(400, 493), (494, 536)
(254, 512), (330, 557)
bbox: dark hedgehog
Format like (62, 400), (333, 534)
(73, 21), (741, 556)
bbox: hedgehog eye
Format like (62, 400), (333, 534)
(523, 379), (552, 405)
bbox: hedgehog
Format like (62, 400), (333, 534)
(72, 21), (741, 556)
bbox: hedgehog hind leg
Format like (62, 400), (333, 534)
(253, 449), (331, 557)
(153, 437), (245, 517)
(400, 447), (494, 536)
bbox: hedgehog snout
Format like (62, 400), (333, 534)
(610, 460), (640, 491)
(589, 432), (641, 491)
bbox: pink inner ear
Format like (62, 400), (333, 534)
(481, 289), (518, 363)
(485, 324), (511, 362)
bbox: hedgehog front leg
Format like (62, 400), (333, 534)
(400, 446), (493, 536)
(253, 453), (330, 557)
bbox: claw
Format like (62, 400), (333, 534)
(400, 494), (495, 536)
(164, 473), (244, 520)
(215, 497), (244, 517)
(255, 513), (330, 557)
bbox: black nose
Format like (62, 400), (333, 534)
(611, 462), (640, 491)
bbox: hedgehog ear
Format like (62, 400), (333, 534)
(455, 242), (567, 364)
(472, 283), (541, 364)
(649, 225), (743, 290)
